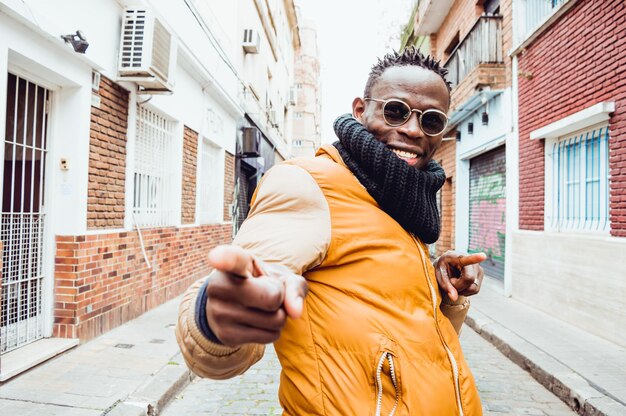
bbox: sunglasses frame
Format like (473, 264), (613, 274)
(364, 98), (449, 136)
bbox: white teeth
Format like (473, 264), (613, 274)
(391, 148), (418, 159)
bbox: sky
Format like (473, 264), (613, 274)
(296, 0), (415, 143)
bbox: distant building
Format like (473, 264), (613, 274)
(0, 0), (299, 380)
(234, 0), (301, 232)
(291, 14), (322, 158)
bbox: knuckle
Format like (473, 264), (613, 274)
(262, 285), (283, 310)
(270, 309), (287, 330)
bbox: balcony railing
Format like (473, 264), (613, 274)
(444, 15), (503, 89)
(523, 0), (565, 37)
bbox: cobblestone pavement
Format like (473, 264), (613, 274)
(162, 328), (576, 415)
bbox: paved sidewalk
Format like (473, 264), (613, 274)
(467, 278), (626, 416)
(0, 296), (189, 416)
(161, 328), (576, 416)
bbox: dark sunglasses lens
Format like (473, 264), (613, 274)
(421, 111), (447, 135)
(383, 101), (410, 125)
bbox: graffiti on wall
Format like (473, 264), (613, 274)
(468, 147), (506, 280)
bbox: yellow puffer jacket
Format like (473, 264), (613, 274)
(176, 145), (482, 415)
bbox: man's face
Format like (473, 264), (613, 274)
(352, 66), (450, 170)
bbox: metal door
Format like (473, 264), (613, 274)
(468, 145), (506, 280)
(1, 73), (50, 353)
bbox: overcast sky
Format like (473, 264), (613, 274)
(296, 0), (415, 143)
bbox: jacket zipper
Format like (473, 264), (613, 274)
(412, 236), (464, 416)
(375, 351), (400, 416)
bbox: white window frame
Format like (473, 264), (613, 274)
(196, 136), (224, 225)
(132, 105), (178, 227)
(539, 102), (614, 234)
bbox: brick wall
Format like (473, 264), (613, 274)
(500, 0), (513, 87)
(449, 64), (507, 112)
(87, 76), (129, 229)
(518, 0), (626, 235)
(436, 139), (456, 255)
(430, 0), (512, 112)
(224, 151), (235, 221)
(53, 224), (231, 341)
(181, 127), (198, 224)
(433, 0), (482, 60)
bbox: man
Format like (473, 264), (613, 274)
(176, 47), (485, 415)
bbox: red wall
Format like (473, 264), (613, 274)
(518, 0), (626, 235)
(54, 224), (231, 341)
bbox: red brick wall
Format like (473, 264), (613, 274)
(87, 76), (129, 229)
(181, 127), (198, 224)
(518, 0), (626, 235)
(53, 224), (231, 341)
(224, 151), (235, 221)
(433, 0), (482, 61)
(436, 139), (457, 255)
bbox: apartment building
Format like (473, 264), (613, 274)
(511, 0), (626, 346)
(291, 16), (322, 158)
(0, 0), (301, 380)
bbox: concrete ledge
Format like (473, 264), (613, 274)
(105, 353), (194, 416)
(0, 338), (79, 382)
(465, 309), (626, 416)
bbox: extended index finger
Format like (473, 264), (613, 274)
(208, 245), (265, 278)
(457, 252), (487, 267)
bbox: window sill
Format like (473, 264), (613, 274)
(530, 102), (615, 140)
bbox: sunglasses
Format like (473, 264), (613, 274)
(364, 98), (448, 136)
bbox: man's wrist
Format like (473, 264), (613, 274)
(195, 279), (224, 345)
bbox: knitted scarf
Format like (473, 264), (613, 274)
(333, 114), (445, 244)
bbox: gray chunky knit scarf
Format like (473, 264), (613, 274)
(333, 114), (445, 244)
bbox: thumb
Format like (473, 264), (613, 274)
(437, 264), (458, 302)
(283, 274), (309, 319)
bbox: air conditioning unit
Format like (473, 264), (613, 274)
(288, 87), (298, 106)
(242, 29), (260, 54)
(239, 127), (261, 157)
(118, 8), (177, 94)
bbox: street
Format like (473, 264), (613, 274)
(162, 328), (576, 416)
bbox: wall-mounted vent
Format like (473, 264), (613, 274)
(118, 8), (177, 94)
(242, 29), (260, 54)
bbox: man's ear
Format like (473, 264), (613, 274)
(352, 97), (365, 122)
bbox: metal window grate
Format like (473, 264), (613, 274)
(549, 125), (609, 232)
(523, 0), (565, 37)
(198, 138), (222, 224)
(133, 105), (176, 227)
(1, 73), (50, 354)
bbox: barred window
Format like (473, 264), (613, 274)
(197, 137), (224, 224)
(546, 125), (609, 233)
(133, 106), (177, 227)
(522, 0), (566, 38)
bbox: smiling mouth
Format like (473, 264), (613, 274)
(390, 147), (422, 160)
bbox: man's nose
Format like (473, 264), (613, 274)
(397, 111), (424, 139)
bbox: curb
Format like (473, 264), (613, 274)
(104, 352), (195, 416)
(465, 309), (626, 416)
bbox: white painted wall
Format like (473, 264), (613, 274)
(455, 88), (512, 255)
(0, 0), (245, 236)
(511, 230), (626, 347)
(236, 0), (298, 158)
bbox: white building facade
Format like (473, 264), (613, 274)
(0, 0), (300, 380)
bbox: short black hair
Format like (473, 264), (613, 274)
(364, 46), (452, 98)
